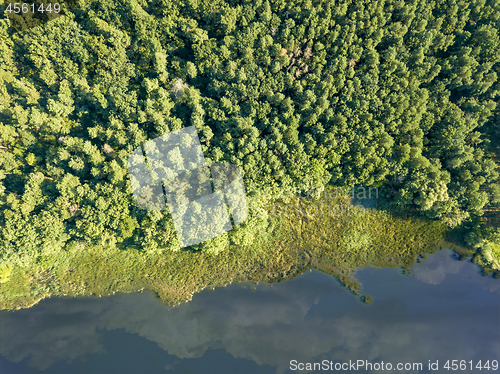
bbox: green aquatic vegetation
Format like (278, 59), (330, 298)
(0, 265), (12, 284)
(343, 229), (373, 253)
(0, 191), (449, 310)
(361, 295), (373, 304)
(492, 243), (500, 265)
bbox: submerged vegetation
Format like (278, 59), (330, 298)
(1, 0), (500, 308)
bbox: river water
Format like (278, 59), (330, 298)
(0, 249), (499, 373)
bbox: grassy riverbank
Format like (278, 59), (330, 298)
(0, 189), (458, 310)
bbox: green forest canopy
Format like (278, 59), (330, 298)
(0, 0), (499, 268)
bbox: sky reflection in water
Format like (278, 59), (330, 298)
(0, 249), (499, 374)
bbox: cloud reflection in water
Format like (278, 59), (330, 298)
(1, 249), (499, 373)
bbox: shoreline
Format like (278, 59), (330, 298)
(0, 189), (464, 311)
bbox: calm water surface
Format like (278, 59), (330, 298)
(0, 249), (499, 373)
